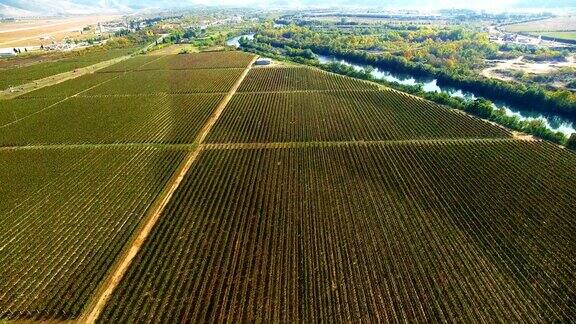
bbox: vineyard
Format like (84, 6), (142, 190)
(21, 72), (119, 99)
(0, 147), (187, 320)
(0, 94), (223, 145)
(207, 90), (510, 143)
(0, 51), (575, 322)
(83, 69), (243, 95)
(98, 55), (165, 73)
(0, 48), (136, 91)
(0, 97), (62, 127)
(99, 141), (576, 322)
(137, 51), (256, 70)
(238, 67), (378, 92)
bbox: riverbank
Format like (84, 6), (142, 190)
(237, 40), (573, 145)
(316, 53), (576, 137)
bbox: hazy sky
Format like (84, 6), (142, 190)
(1, 0), (574, 17)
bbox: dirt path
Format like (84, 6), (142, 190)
(79, 55), (257, 324)
(0, 55), (129, 100)
(0, 36), (166, 101)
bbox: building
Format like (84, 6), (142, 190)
(254, 58), (272, 66)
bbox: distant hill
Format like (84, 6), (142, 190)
(1, 0), (575, 18)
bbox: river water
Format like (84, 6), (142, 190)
(226, 34), (255, 48)
(317, 54), (575, 136)
(226, 33), (575, 136)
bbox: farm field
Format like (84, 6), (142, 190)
(1, 50), (575, 323)
(0, 48), (136, 91)
(529, 31), (576, 41)
(84, 68), (243, 95)
(0, 94), (223, 145)
(137, 51), (256, 70)
(0, 147), (187, 320)
(0, 97), (62, 126)
(99, 141), (576, 322)
(207, 89), (510, 143)
(238, 67), (378, 92)
(98, 55), (167, 73)
(19, 72), (120, 99)
(503, 16), (576, 32)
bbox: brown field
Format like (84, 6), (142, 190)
(0, 15), (119, 48)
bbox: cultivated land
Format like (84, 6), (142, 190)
(0, 51), (575, 322)
(100, 141), (576, 322)
(207, 89), (509, 143)
(0, 147), (187, 320)
(503, 16), (576, 33)
(0, 48), (137, 91)
(530, 31), (576, 41)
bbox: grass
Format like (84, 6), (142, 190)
(529, 31), (576, 41)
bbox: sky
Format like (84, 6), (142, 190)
(1, 0), (575, 17)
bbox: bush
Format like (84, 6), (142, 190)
(567, 134), (576, 150)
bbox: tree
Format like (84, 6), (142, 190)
(567, 133), (576, 150)
(465, 98), (493, 119)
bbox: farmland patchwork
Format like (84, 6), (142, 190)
(0, 52), (574, 322)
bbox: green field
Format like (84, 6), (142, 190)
(0, 147), (187, 320)
(238, 67), (377, 92)
(100, 141), (576, 322)
(207, 88), (510, 143)
(529, 31), (576, 41)
(20, 72), (119, 98)
(0, 94), (223, 145)
(84, 69), (243, 95)
(0, 48), (136, 91)
(0, 51), (574, 322)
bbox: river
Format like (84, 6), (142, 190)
(226, 34), (255, 48)
(226, 33), (575, 137)
(317, 54), (575, 136)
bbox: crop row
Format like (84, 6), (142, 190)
(0, 97), (62, 127)
(82, 69), (242, 96)
(206, 90), (510, 143)
(134, 51), (256, 71)
(0, 48), (136, 90)
(0, 94), (223, 146)
(238, 67), (379, 92)
(99, 140), (576, 322)
(0, 147), (187, 320)
(21, 72), (119, 99)
(97, 55), (167, 73)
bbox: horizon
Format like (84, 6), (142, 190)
(1, 0), (576, 18)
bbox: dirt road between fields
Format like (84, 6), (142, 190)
(79, 55), (258, 323)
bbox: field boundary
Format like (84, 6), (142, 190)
(0, 55), (132, 100)
(203, 137), (531, 150)
(0, 138), (532, 152)
(98, 66), (249, 73)
(0, 55), (169, 129)
(78, 54), (257, 323)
